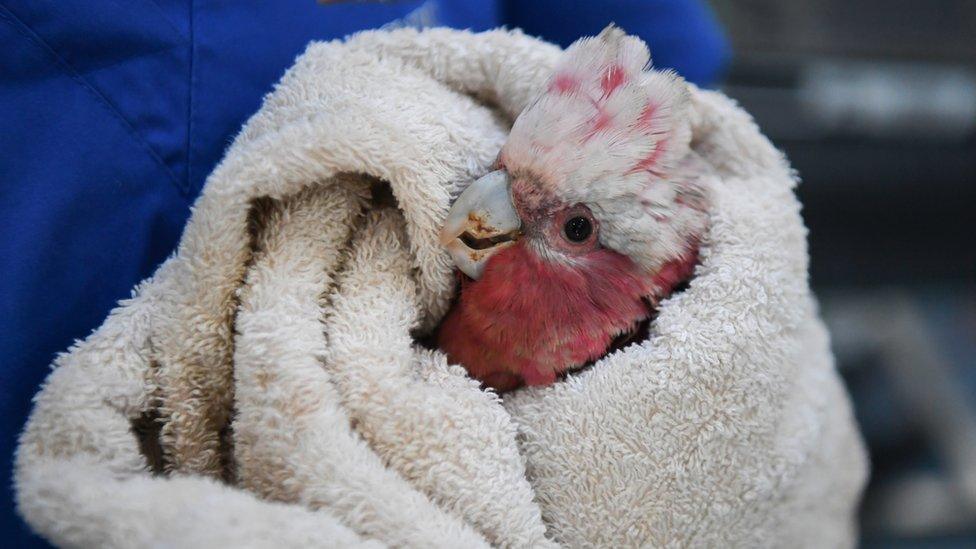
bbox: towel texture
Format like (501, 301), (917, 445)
(14, 28), (867, 548)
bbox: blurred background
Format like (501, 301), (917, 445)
(709, 1), (976, 546)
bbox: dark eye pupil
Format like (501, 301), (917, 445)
(564, 216), (592, 242)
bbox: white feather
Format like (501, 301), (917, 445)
(501, 25), (709, 272)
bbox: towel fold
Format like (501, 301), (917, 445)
(15, 28), (867, 548)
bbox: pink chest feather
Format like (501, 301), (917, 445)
(437, 242), (661, 391)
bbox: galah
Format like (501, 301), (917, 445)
(437, 26), (710, 392)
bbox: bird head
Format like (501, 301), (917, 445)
(441, 26), (706, 295)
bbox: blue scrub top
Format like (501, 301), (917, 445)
(0, 1), (728, 544)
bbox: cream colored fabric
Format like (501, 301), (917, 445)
(15, 28), (867, 548)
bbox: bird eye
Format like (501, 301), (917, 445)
(563, 216), (593, 242)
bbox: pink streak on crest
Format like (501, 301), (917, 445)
(581, 108), (614, 142)
(601, 64), (627, 97)
(549, 73), (581, 94)
(591, 109), (613, 132)
(630, 139), (669, 177)
(628, 102), (670, 176)
(636, 102), (661, 130)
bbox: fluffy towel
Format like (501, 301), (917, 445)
(14, 28), (867, 548)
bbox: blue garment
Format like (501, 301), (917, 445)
(0, 1), (728, 544)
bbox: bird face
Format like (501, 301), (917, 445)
(442, 25), (705, 282)
(440, 170), (604, 280)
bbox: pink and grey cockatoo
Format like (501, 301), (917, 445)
(437, 26), (710, 392)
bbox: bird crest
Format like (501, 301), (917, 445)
(499, 26), (705, 274)
(500, 24), (692, 205)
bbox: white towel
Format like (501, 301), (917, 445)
(15, 28), (867, 548)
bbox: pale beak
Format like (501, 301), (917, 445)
(440, 170), (521, 279)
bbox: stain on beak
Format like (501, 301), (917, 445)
(440, 170), (521, 279)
